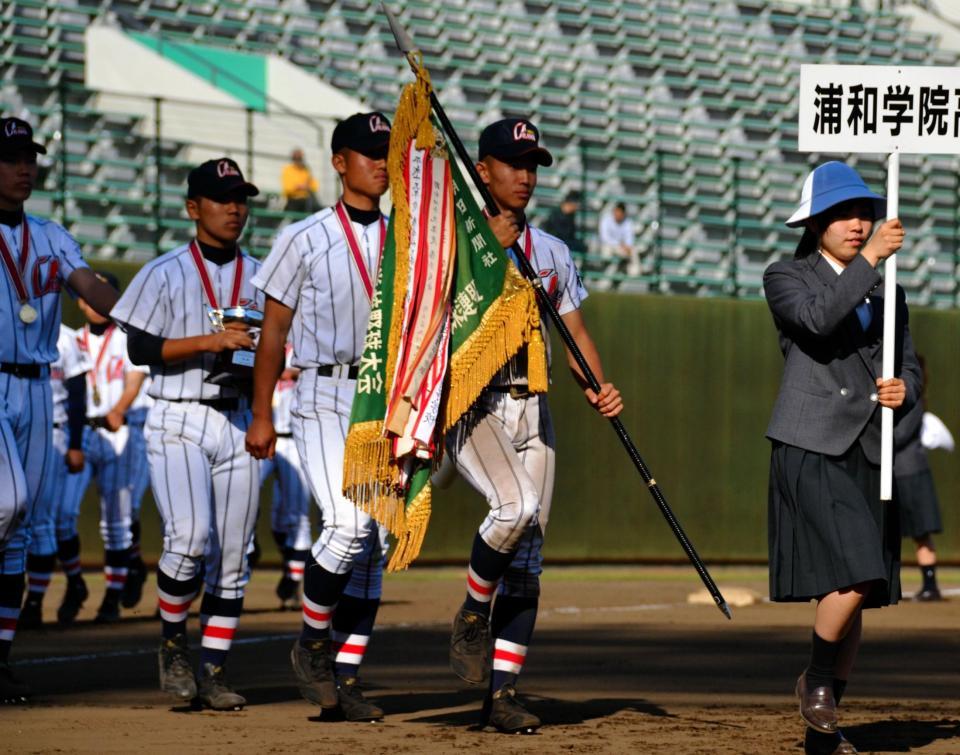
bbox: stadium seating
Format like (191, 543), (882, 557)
(1, 0), (958, 305)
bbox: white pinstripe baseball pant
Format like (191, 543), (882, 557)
(260, 434), (312, 552)
(146, 399), (260, 600)
(446, 391), (556, 597)
(0, 373), (54, 574)
(292, 368), (388, 581)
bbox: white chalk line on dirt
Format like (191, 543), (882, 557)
(18, 588), (958, 667)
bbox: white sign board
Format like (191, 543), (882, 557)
(799, 64), (960, 154)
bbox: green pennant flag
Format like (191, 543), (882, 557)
(342, 63), (546, 570)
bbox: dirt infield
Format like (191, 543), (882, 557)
(6, 566), (959, 754)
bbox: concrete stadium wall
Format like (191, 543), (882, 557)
(65, 268), (960, 565)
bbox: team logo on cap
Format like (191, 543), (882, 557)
(4, 121), (28, 138)
(217, 159), (240, 178)
(369, 114), (390, 134)
(513, 122), (536, 143)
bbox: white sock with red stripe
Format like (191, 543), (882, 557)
(156, 570), (201, 640)
(299, 554), (352, 646)
(463, 533), (515, 617)
(331, 594), (380, 679)
(199, 593), (243, 668)
(104, 549), (129, 593)
(286, 552), (307, 583)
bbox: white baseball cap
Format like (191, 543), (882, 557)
(786, 161), (886, 228)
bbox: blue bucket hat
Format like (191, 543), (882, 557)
(786, 161), (886, 228)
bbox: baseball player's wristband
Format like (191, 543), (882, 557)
(314, 364), (359, 380)
(1, 362), (48, 379)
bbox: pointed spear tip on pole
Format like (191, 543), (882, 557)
(380, 2), (418, 56)
(718, 600), (732, 620)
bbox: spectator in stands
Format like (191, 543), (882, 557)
(542, 190), (583, 251)
(281, 148), (319, 215)
(598, 202), (639, 276)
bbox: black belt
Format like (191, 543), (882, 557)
(87, 416), (127, 429)
(166, 396), (242, 412)
(276, 431), (293, 438)
(1, 362), (47, 379)
(315, 364), (359, 380)
(488, 385), (531, 400)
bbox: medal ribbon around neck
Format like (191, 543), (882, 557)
(0, 217), (32, 304)
(334, 200), (386, 301)
(82, 324), (116, 405)
(188, 239), (244, 314)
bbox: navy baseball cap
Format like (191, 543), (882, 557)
(786, 162), (885, 227)
(478, 118), (553, 167)
(187, 158), (259, 201)
(0, 117), (46, 156)
(331, 112), (392, 158)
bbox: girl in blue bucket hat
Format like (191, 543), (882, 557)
(763, 162), (922, 755)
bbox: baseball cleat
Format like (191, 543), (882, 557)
(121, 558), (148, 609)
(336, 676), (383, 722)
(290, 640), (338, 708)
(197, 663), (245, 711)
(449, 606), (491, 684)
(483, 683), (540, 734)
(19, 597), (43, 631)
(0, 662), (31, 705)
(158, 634), (197, 702)
(275, 575), (299, 608)
(94, 592), (121, 624)
(57, 576), (89, 626)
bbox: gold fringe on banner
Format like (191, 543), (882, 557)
(386, 484), (432, 572)
(341, 421), (407, 534)
(443, 263), (546, 432)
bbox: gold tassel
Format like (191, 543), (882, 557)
(386, 485), (432, 572)
(342, 422), (407, 535)
(526, 327), (549, 394)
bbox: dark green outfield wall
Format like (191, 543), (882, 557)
(67, 270), (960, 565)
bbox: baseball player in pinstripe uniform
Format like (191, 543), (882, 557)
(122, 374), (154, 609)
(72, 272), (148, 623)
(0, 117), (119, 703)
(259, 343), (313, 608)
(447, 118), (623, 733)
(246, 112), (392, 722)
(19, 324), (90, 630)
(111, 158), (263, 711)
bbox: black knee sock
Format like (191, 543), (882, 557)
(490, 595), (538, 691)
(805, 631), (841, 690)
(156, 570), (202, 640)
(25, 553), (56, 604)
(463, 534), (517, 617)
(0, 573), (25, 663)
(300, 553), (352, 645)
(920, 565), (937, 592)
(57, 536), (83, 578)
(129, 520), (142, 562)
(332, 594), (380, 679)
(104, 548), (130, 594)
(833, 678), (847, 705)
(199, 593), (244, 670)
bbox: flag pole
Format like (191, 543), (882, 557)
(381, 3), (731, 620)
(880, 151), (899, 501)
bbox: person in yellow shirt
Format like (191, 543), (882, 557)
(281, 149), (319, 215)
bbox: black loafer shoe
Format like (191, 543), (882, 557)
(796, 672), (838, 733)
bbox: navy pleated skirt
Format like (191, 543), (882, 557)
(896, 469), (942, 539)
(768, 441), (901, 608)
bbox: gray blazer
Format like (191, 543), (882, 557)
(763, 252), (922, 464)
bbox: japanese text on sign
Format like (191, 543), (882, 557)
(799, 65), (960, 154)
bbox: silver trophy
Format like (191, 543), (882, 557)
(205, 306), (263, 391)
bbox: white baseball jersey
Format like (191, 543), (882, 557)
(0, 215), (88, 364)
(50, 325), (91, 426)
(76, 324), (146, 418)
(110, 244), (263, 400)
(251, 208), (385, 368)
(495, 224), (588, 385)
(272, 345), (296, 434)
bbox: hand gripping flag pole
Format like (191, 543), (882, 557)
(381, 3), (731, 620)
